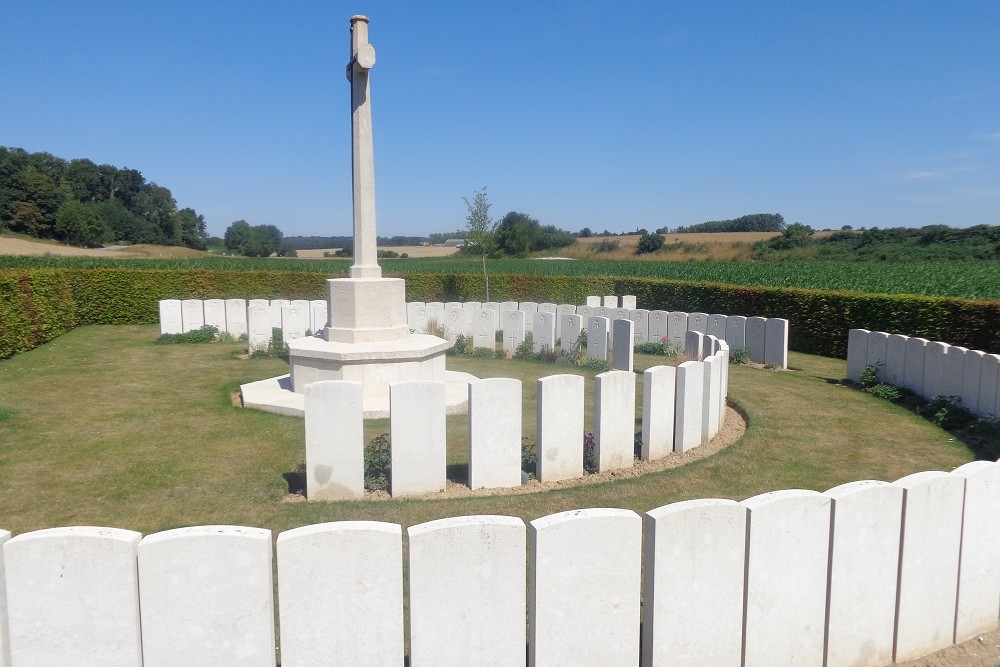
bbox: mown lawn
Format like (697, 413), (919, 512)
(0, 325), (976, 537)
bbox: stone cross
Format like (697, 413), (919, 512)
(347, 15), (381, 279)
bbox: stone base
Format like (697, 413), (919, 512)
(240, 370), (477, 419)
(240, 331), (473, 418)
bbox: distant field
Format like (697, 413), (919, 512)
(0, 234), (212, 259)
(564, 231), (840, 261)
(295, 245), (459, 259)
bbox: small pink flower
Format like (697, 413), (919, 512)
(660, 336), (668, 343)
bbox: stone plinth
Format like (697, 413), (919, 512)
(324, 277), (410, 343)
(289, 333), (450, 399)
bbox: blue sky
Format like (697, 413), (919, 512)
(3, 1), (999, 238)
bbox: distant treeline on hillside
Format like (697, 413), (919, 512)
(283, 235), (427, 250)
(754, 224), (1000, 261)
(0, 146), (208, 249)
(675, 213), (786, 233)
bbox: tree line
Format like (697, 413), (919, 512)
(754, 224), (1000, 261)
(0, 146), (208, 249)
(674, 213), (786, 233)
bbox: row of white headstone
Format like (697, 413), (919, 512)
(847, 329), (1000, 419)
(157, 297), (789, 367)
(158, 298), (327, 350)
(305, 335), (730, 500)
(1, 460), (996, 667)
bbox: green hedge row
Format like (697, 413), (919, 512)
(3, 268), (999, 360)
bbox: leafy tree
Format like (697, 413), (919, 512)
(675, 213), (785, 233)
(174, 208), (208, 250)
(494, 211), (576, 256)
(578, 227), (592, 237)
(223, 220), (285, 257)
(224, 220), (253, 254)
(55, 201), (111, 247)
(463, 187), (496, 300)
(636, 231), (666, 254)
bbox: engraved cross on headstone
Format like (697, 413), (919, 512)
(346, 15), (381, 279)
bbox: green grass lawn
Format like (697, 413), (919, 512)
(0, 325), (977, 537)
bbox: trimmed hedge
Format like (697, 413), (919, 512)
(2, 268), (998, 360)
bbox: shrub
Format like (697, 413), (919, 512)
(472, 346), (495, 358)
(583, 433), (598, 474)
(250, 327), (289, 360)
(865, 382), (903, 403)
(513, 332), (537, 360)
(636, 232), (666, 254)
(594, 239), (620, 252)
(729, 347), (749, 365)
(520, 437), (536, 478)
(927, 396), (975, 430)
(858, 364), (881, 389)
(447, 334), (472, 356)
(154, 324), (219, 344)
(634, 336), (680, 356)
(364, 433), (391, 491)
(578, 357), (612, 373)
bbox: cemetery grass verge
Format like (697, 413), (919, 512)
(0, 325), (979, 538)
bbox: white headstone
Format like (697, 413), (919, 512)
(536, 374), (584, 482)
(674, 361), (705, 452)
(706, 313), (727, 340)
(703, 355), (722, 440)
(641, 365), (675, 460)
(961, 349), (984, 415)
(501, 309), (525, 357)
(444, 300), (463, 310)
(468, 378), (522, 490)
(529, 509), (641, 667)
(893, 471), (965, 662)
(409, 516), (526, 666)
(499, 300), (518, 317)
(684, 330), (703, 358)
(594, 305), (612, 323)
(846, 328), (871, 383)
(560, 313), (583, 352)
(978, 354), (1000, 418)
(903, 336), (928, 395)
(823, 480), (904, 667)
(667, 311), (688, 347)
(629, 309), (650, 344)
(587, 316), (609, 361)
(621, 294), (637, 309)
(225, 298), (248, 337)
(276, 521), (403, 667)
(602, 295), (618, 308)
(952, 461), (1000, 641)
(247, 302), (272, 351)
(688, 312), (708, 334)
(201, 298), (225, 333)
(533, 311), (556, 353)
(642, 499), (746, 667)
(611, 307), (630, 344)
(409, 303), (430, 334)
(763, 318), (789, 368)
(725, 314), (746, 350)
(269, 298), (289, 329)
(866, 331), (889, 379)
(425, 301), (444, 329)
(462, 301), (480, 337)
(923, 341), (950, 398)
(538, 302), (557, 315)
(389, 380), (446, 496)
(483, 301), (499, 313)
(745, 316), (766, 363)
(444, 306), (465, 344)
(281, 303), (309, 343)
(884, 333), (908, 386)
(595, 370), (636, 472)
(611, 318), (634, 371)
(585, 295), (600, 307)
(305, 381), (364, 499)
(4, 527), (143, 667)
(742, 490), (831, 667)
(648, 309), (668, 343)
(576, 304), (595, 323)
(473, 308), (498, 350)
(309, 299), (327, 334)
(138, 526), (275, 666)
(158, 299), (182, 334)
(555, 304), (575, 341)
(180, 298), (204, 332)
(518, 301), (538, 335)
(247, 297), (269, 311)
(942, 345), (967, 399)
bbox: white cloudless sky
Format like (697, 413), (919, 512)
(3, 1), (998, 238)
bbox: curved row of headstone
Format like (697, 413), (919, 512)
(306, 337), (729, 500)
(1, 461), (996, 666)
(157, 297), (789, 367)
(847, 329), (1000, 419)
